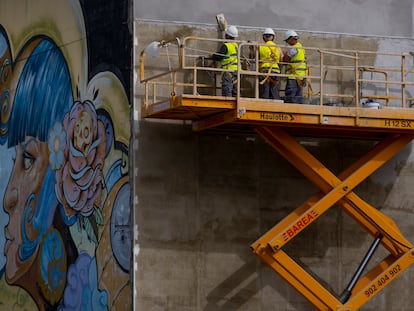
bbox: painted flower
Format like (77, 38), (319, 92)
(59, 252), (108, 310)
(48, 121), (67, 170)
(55, 100), (107, 217)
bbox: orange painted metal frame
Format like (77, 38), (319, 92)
(251, 126), (414, 310)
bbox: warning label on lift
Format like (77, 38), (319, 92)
(260, 112), (296, 122)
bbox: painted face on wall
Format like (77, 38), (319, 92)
(3, 136), (49, 284)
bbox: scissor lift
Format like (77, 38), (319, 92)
(139, 36), (414, 310)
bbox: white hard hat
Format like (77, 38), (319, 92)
(284, 29), (298, 41)
(225, 25), (238, 38)
(263, 28), (275, 36)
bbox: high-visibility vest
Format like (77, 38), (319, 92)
(286, 42), (306, 79)
(259, 41), (280, 73)
(220, 42), (239, 71)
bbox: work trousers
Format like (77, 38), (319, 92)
(284, 78), (305, 104)
(222, 72), (237, 97)
(259, 75), (280, 100)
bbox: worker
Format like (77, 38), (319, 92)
(282, 29), (307, 104)
(256, 27), (281, 99)
(212, 25), (240, 97)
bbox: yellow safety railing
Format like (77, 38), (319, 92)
(139, 36), (414, 111)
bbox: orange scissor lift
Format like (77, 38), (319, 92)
(139, 36), (414, 310)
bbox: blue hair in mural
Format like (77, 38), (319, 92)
(1, 1), (131, 309)
(11, 38), (73, 259)
(8, 38), (73, 147)
(3, 36), (110, 310)
(2, 37), (76, 308)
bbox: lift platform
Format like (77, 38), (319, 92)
(139, 36), (414, 310)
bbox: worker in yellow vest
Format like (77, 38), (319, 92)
(258, 28), (281, 99)
(282, 30), (307, 103)
(212, 25), (240, 97)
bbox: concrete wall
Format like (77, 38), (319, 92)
(134, 19), (414, 311)
(0, 1), (131, 309)
(135, 0), (414, 38)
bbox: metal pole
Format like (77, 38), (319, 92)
(339, 235), (382, 304)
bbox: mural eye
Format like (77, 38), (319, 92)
(23, 151), (35, 171)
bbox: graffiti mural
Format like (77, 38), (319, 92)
(0, 0), (131, 310)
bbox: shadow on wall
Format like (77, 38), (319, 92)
(136, 121), (412, 310)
